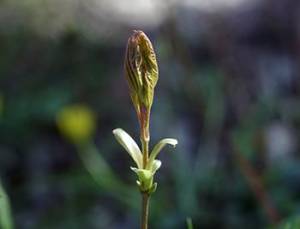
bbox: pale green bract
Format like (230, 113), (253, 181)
(113, 128), (143, 169)
(113, 128), (178, 193)
(147, 138), (178, 170)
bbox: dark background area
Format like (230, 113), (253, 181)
(1, 0), (300, 228)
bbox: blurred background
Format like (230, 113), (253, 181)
(1, 0), (300, 228)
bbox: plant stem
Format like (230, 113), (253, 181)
(141, 193), (150, 229)
(140, 107), (150, 229)
(140, 137), (150, 229)
(141, 138), (149, 168)
(140, 106), (150, 168)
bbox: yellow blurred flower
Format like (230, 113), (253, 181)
(56, 105), (96, 144)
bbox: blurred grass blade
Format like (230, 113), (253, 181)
(186, 217), (194, 229)
(0, 180), (14, 229)
(76, 143), (138, 209)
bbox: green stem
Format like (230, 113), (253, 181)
(141, 193), (150, 229)
(140, 108), (151, 229)
(140, 138), (150, 229)
(141, 138), (149, 168)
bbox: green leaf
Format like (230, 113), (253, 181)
(113, 128), (143, 168)
(148, 138), (178, 169)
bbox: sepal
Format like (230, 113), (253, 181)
(130, 166), (159, 194)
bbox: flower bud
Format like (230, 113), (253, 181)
(124, 30), (158, 116)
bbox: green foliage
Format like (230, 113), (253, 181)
(277, 216), (300, 229)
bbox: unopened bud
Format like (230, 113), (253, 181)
(124, 30), (158, 115)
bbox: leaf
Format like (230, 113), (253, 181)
(148, 138), (178, 168)
(113, 128), (143, 168)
